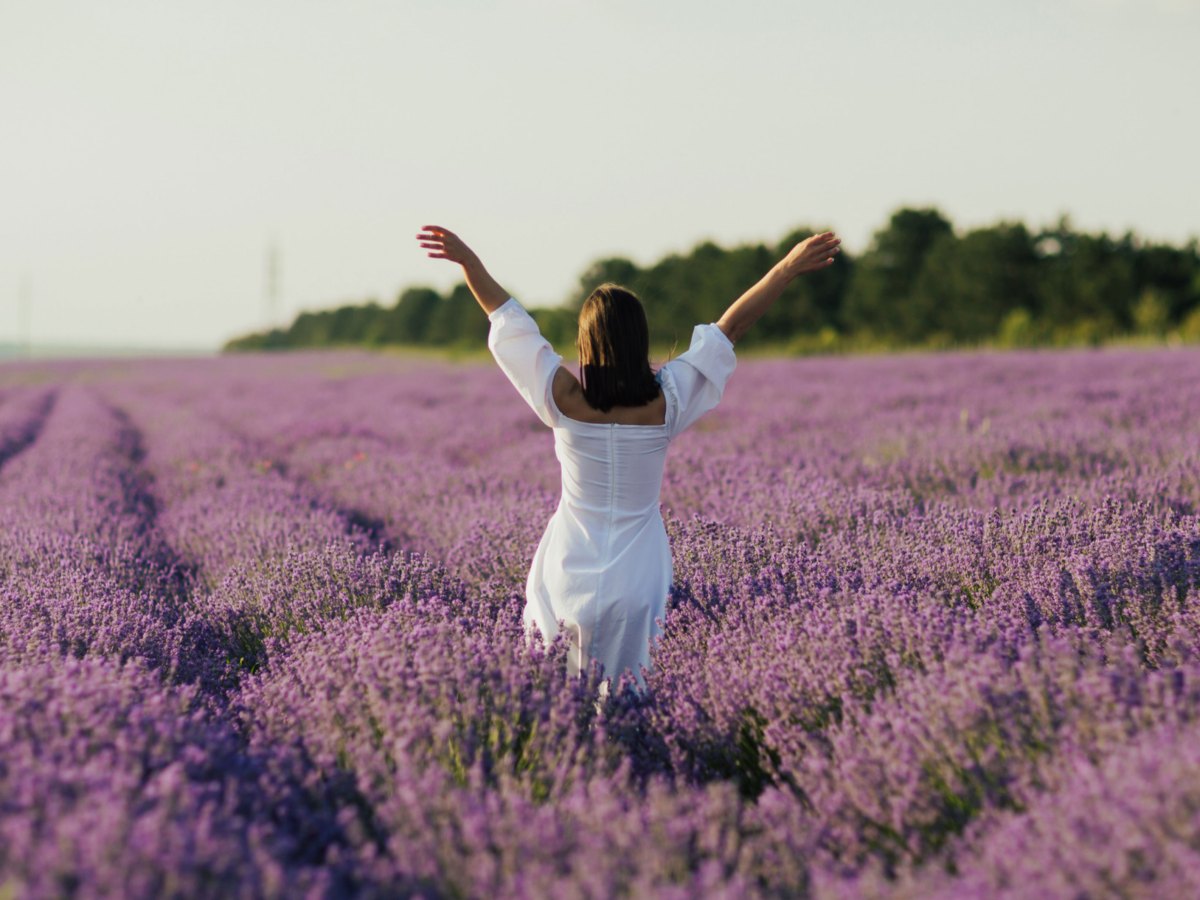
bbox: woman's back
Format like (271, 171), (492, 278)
(555, 410), (671, 529)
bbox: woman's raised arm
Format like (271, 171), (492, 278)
(716, 231), (841, 344)
(416, 225), (510, 315)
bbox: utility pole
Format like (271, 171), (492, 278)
(264, 241), (280, 329)
(18, 273), (31, 357)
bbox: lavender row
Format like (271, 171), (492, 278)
(0, 385), (207, 681)
(0, 653), (345, 898)
(105, 376), (496, 689)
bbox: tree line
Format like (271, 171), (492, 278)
(224, 207), (1200, 354)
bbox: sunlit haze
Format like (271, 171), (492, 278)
(2, 0), (1197, 350)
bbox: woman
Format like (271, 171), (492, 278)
(416, 225), (841, 691)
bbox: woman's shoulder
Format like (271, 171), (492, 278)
(552, 367), (582, 410)
(659, 323), (736, 386)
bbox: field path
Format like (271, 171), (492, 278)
(0, 387), (57, 475)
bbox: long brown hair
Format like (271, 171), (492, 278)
(576, 284), (660, 412)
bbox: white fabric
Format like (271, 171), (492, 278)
(487, 297), (736, 689)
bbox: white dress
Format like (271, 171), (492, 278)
(487, 297), (737, 689)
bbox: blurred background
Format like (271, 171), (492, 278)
(1, 0), (1197, 356)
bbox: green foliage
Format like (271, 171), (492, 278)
(911, 222), (1041, 342)
(842, 207), (954, 342)
(371, 287), (441, 345)
(1180, 306), (1200, 344)
(997, 308), (1039, 348)
(425, 284), (489, 347)
(1131, 289), (1171, 337)
(528, 306), (579, 348)
(1035, 221), (1138, 331)
(222, 208), (1200, 354)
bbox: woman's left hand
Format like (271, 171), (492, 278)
(417, 225), (510, 314)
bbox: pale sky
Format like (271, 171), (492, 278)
(2, 0), (1197, 351)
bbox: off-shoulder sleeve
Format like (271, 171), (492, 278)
(658, 323), (737, 438)
(487, 297), (564, 428)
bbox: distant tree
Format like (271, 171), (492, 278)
(573, 257), (642, 307)
(1181, 303), (1200, 343)
(288, 310), (332, 346)
(842, 207), (954, 341)
(1130, 289), (1170, 337)
(638, 253), (694, 346)
(530, 306), (579, 350)
(372, 287), (442, 345)
(1034, 218), (1135, 334)
(324, 302), (379, 344)
(426, 284), (489, 346)
(651, 242), (737, 338)
(1132, 241), (1200, 323)
(692, 242), (775, 337)
(224, 326), (289, 351)
(911, 222), (1040, 341)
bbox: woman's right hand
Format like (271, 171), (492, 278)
(417, 225), (511, 315)
(781, 231), (842, 276)
(416, 225), (481, 268)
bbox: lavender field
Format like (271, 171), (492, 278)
(2, 345), (1200, 898)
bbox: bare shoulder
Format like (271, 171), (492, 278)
(552, 366), (583, 414)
